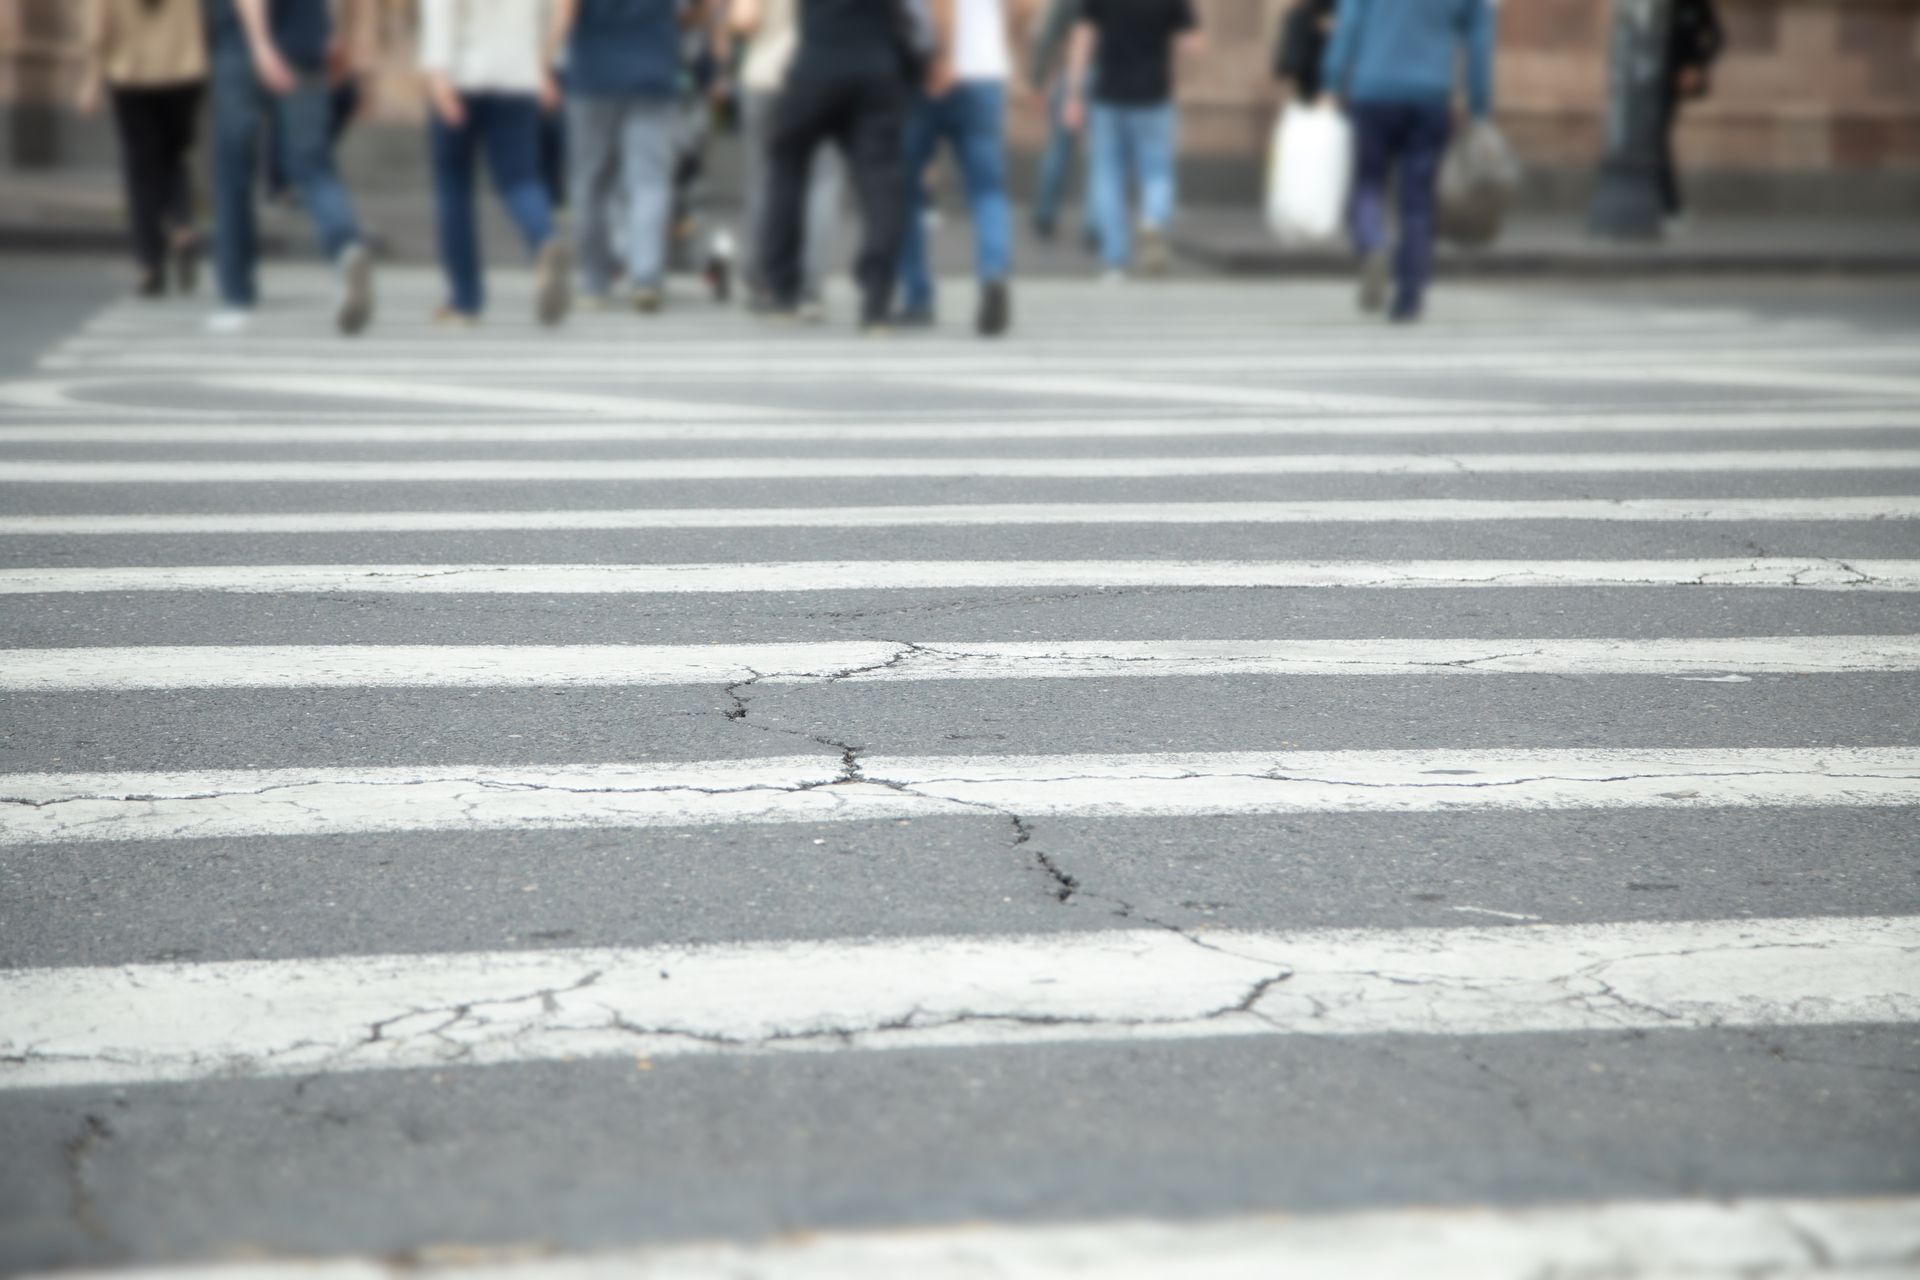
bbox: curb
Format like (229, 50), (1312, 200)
(1172, 235), (1920, 278)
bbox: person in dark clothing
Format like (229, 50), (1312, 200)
(761, 0), (911, 330)
(1658, 0), (1723, 222)
(1273, 0), (1335, 104)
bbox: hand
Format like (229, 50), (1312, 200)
(538, 70), (562, 114)
(75, 73), (102, 117)
(1675, 65), (1706, 97)
(252, 41), (298, 95)
(429, 74), (466, 128)
(925, 56), (956, 99)
(1062, 93), (1085, 133)
(325, 37), (355, 86)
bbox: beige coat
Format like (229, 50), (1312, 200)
(83, 0), (208, 87)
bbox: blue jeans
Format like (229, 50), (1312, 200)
(1349, 100), (1452, 315)
(429, 93), (557, 316)
(1087, 101), (1176, 270)
(568, 96), (676, 293)
(210, 37), (363, 307)
(897, 79), (1013, 315)
(1033, 75), (1093, 238)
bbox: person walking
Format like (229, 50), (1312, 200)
(204, 0), (375, 335)
(1063, 0), (1199, 280)
(76, 0), (207, 299)
(1027, 0), (1092, 248)
(419, 0), (573, 327)
(552, 0), (681, 313)
(1322, 0), (1494, 323)
(731, 0), (845, 317)
(760, 0), (912, 331)
(1273, 0), (1335, 105)
(895, 0), (1017, 335)
(1659, 0), (1724, 229)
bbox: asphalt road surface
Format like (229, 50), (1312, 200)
(2, 261), (1918, 1277)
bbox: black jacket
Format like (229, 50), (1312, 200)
(1273, 0), (1336, 102)
(1670, 0), (1724, 80)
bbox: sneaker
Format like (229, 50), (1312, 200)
(632, 285), (664, 315)
(577, 293), (615, 313)
(534, 239), (572, 326)
(334, 242), (374, 336)
(859, 320), (895, 338)
(976, 280), (1011, 338)
(797, 294), (827, 324)
(1359, 252), (1390, 314)
(432, 304), (481, 329)
(205, 307), (253, 335)
(1137, 226), (1171, 276)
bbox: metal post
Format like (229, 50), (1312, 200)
(1587, 0), (1672, 241)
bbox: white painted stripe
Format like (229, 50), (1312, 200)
(8, 636), (1918, 691)
(3, 749), (1918, 847)
(1, 407), (1913, 443)
(5, 497), (1916, 536)
(1, 559), (1912, 595)
(34, 1197), (1920, 1279)
(6, 450), (1919, 484)
(186, 375), (797, 419)
(2, 914), (1915, 1089)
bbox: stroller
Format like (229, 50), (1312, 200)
(667, 27), (736, 302)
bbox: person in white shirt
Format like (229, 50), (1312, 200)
(418, 0), (572, 325)
(896, 0), (1017, 336)
(730, 0), (844, 316)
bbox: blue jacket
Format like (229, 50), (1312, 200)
(1322, 0), (1495, 116)
(568, 0), (680, 99)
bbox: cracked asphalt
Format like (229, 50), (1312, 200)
(2, 262), (1919, 1271)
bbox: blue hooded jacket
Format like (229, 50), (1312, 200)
(1321, 0), (1496, 116)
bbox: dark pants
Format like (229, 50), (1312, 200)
(428, 93), (556, 316)
(1349, 99), (1451, 315)
(109, 82), (203, 279)
(1654, 85), (1683, 218)
(764, 66), (907, 324)
(265, 76), (359, 200)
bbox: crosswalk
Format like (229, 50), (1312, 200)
(4, 269), (1919, 1275)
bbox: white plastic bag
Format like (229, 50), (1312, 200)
(1265, 102), (1353, 247)
(1438, 119), (1521, 249)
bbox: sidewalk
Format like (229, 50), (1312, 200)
(8, 165), (1919, 278)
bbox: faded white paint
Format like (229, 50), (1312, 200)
(7, 636), (1919, 691)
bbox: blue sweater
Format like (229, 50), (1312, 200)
(1321, 0), (1495, 116)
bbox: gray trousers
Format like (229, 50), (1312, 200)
(568, 95), (676, 293)
(742, 88), (843, 300)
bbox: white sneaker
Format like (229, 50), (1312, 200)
(205, 308), (253, 335)
(334, 243), (374, 336)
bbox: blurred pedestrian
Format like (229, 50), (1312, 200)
(1063, 0), (1199, 280)
(553, 0), (681, 313)
(419, 0), (572, 326)
(264, 74), (359, 205)
(896, 0), (1017, 335)
(1323, 0), (1493, 322)
(1028, 0), (1092, 248)
(204, 0), (375, 335)
(732, 0), (844, 317)
(1273, 0), (1335, 105)
(76, 0), (207, 299)
(1660, 0), (1723, 229)
(760, 0), (911, 331)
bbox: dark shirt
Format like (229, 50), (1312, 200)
(1082, 0), (1196, 106)
(1274, 0), (1335, 101)
(1670, 0), (1724, 75)
(569, 0), (680, 98)
(798, 0), (902, 80)
(203, 0), (331, 71)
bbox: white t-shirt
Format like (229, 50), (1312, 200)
(953, 0), (1011, 81)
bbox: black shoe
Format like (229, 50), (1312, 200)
(976, 280), (1010, 338)
(173, 235), (201, 295)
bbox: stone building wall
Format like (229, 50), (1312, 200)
(5, 0), (1918, 209)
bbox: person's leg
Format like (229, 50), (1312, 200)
(844, 72), (909, 326)
(621, 100), (678, 295)
(1655, 87), (1682, 219)
(429, 95), (484, 315)
(740, 90), (774, 297)
(155, 85), (202, 240)
(208, 40), (261, 309)
(765, 73), (837, 308)
(480, 94), (557, 253)
(1032, 79), (1071, 236)
(1390, 101), (1450, 320)
(956, 80), (1013, 286)
(109, 88), (168, 287)
(568, 96), (620, 297)
(1134, 101), (1177, 231)
(275, 74), (363, 260)
(895, 92), (944, 318)
(1086, 103), (1128, 270)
